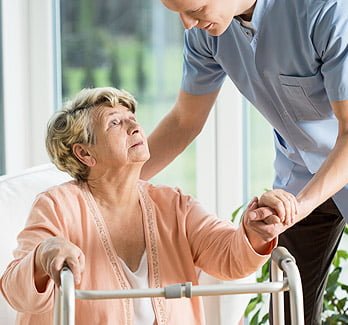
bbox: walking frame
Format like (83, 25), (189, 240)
(54, 246), (304, 325)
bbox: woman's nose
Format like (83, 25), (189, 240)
(179, 12), (199, 30)
(127, 119), (140, 135)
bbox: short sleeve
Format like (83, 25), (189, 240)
(181, 29), (227, 95)
(313, 0), (348, 101)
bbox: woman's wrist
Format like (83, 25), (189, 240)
(248, 234), (272, 255)
(34, 244), (50, 292)
(242, 218), (272, 255)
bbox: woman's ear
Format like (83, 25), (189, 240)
(72, 143), (96, 167)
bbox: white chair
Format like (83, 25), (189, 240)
(0, 164), (71, 325)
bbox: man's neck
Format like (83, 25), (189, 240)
(239, 2), (256, 22)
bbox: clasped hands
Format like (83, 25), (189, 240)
(243, 189), (298, 254)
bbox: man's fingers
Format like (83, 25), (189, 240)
(259, 189), (299, 225)
(275, 192), (292, 224)
(278, 190), (297, 224)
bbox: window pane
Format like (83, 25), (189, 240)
(60, 0), (196, 194)
(0, 2), (5, 176)
(247, 103), (275, 198)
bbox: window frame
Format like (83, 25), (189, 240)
(0, 0), (5, 175)
(196, 78), (246, 219)
(1, 0), (57, 174)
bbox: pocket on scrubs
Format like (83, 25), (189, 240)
(279, 72), (332, 121)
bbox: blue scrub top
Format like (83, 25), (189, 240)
(181, 0), (348, 220)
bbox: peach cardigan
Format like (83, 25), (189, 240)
(1, 181), (275, 324)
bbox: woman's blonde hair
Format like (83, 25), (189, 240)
(46, 87), (137, 181)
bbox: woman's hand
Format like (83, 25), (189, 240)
(259, 189), (298, 225)
(243, 197), (291, 254)
(34, 237), (85, 289)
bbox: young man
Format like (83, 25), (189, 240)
(141, 0), (348, 324)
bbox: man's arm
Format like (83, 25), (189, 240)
(296, 99), (348, 220)
(141, 89), (220, 180)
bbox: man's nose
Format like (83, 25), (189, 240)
(179, 12), (199, 29)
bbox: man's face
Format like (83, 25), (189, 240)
(161, 0), (254, 36)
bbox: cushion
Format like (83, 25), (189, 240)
(0, 164), (71, 324)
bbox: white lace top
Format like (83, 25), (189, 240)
(118, 251), (155, 325)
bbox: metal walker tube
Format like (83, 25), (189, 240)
(271, 247), (304, 325)
(54, 247), (304, 325)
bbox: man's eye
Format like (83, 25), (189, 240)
(189, 7), (203, 15)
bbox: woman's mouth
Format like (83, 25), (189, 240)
(130, 141), (143, 148)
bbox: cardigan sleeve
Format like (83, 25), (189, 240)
(182, 193), (276, 280)
(0, 192), (67, 313)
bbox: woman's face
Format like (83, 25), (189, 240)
(88, 104), (150, 169)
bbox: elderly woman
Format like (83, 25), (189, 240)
(0, 87), (297, 324)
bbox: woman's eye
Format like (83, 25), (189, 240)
(110, 119), (121, 127)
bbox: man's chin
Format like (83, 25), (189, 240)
(206, 25), (228, 37)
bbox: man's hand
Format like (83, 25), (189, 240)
(243, 197), (293, 254)
(259, 189), (298, 225)
(34, 237), (85, 289)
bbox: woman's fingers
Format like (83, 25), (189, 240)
(49, 256), (66, 286)
(37, 237), (85, 287)
(65, 257), (82, 285)
(263, 214), (282, 225)
(247, 206), (274, 221)
(78, 250), (86, 273)
(247, 197), (258, 209)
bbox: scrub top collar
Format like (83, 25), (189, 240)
(235, 0), (273, 33)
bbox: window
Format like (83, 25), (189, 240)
(59, 0), (196, 194)
(0, 1), (4, 175)
(245, 102), (275, 199)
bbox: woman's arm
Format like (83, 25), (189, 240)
(184, 195), (284, 280)
(0, 193), (70, 313)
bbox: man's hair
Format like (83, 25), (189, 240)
(46, 87), (137, 181)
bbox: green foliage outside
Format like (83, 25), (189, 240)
(323, 227), (348, 325)
(60, 0), (196, 195)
